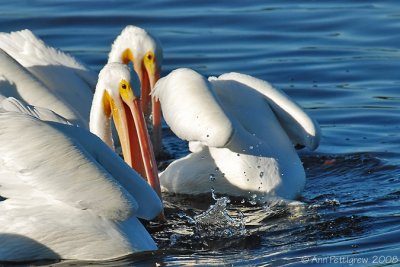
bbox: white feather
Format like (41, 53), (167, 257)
(0, 30), (97, 110)
(153, 68), (233, 147)
(108, 25), (163, 66)
(0, 99), (162, 261)
(0, 97), (71, 124)
(0, 29), (86, 69)
(155, 68), (320, 202)
(0, 48), (85, 126)
(215, 72), (320, 150)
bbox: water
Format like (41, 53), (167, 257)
(1, 1), (400, 266)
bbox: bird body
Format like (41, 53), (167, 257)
(153, 68), (320, 203)
(0, 97), (162, 261)
(0, 29), (165, 260)
(0, 29), (164, 203)
(0, 26), (161, 130)
(0, 29), (95, 128)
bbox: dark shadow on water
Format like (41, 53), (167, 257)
(46, 251), (165, 267)
(0, 234), (60, 265)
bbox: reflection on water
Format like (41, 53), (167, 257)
(0, 0), (400, 266)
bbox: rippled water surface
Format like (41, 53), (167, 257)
(1, 1), (400, 266)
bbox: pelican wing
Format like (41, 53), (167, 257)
(0, 30), (95, 127)
(0, 29), (97, 89)
(214, 72), (320, 150)
(0, 111), (161, 221)
(0, 96), (71, 125)
(0, 48), (88, 126)
(57, 122), (163, 220)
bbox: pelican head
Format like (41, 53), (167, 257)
(108, 25), (163, 113)
(108, 25), (164, 156)
(90, 63), (163, 212)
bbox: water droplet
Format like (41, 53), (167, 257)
(169, 233), (178, 246)
(211, 187), (216, 199)
(259, 171), (264, 178)
(209, 173), (216, 182)
(249, 194), (258, 205)
(237, 153), (240, 157)
(249, 145), (254, 150)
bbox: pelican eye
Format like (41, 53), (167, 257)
(144, 51), (155, 63)
(119, 79), (133, 101)
(143, 52), (156, 75)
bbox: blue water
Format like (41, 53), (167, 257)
(1, 1), (400, 266)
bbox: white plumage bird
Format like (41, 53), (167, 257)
(0, 31), (94, 128)
(108, 25), (164, 156)
(0, 96), (162, 261)
(153, 68), (320, 203)
(0, 26), (164, 155)
(0, 28), (165, 261)
(0, 28), (163, 203)
(90, 63), (163, 205)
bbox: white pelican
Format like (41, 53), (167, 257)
(108, 25), (163, 156)
(0, 96), (162, 261)
(0, 26), (163, 156)
(0, 31), (94, 128)
(153, 68), (320, 203)
(0, 29), (163, 203)
(90, 63), (163, 204)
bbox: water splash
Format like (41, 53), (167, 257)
(177, 211), (196, 224)
(193, 189), (247, 239)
